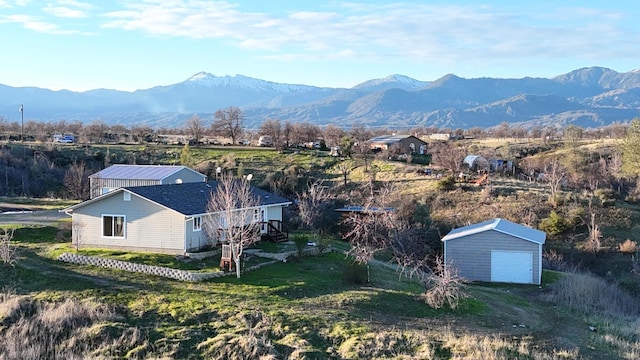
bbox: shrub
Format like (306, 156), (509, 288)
(594, 188), (617, 201)
(538, 211), (567, 237)
(197, 310), (278, 360)
(542, 272), (640, 316)
(343, 262), (368, 285)
(422, 257), (468, 310)
(293, 234), (308, 258)
(336, 330), (418, 359)
(0, 291), (151, 358)
(436, 175), (456, 191)
(618, 239), (638, 254)
(542, 250), (573, 272)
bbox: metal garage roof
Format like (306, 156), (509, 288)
(441, 218), (546, 244)
(89, 164), (204, 181)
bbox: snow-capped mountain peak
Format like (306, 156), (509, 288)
(186, 72), (216, 82)
(352, 74), (429, 91)
(183, 72), (311, 93)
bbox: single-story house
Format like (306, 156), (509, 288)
(442, 218), (546, 285)
(61, 181), (291, 255)
(89, 164), (207, 199)
(367, 135), (427, 155)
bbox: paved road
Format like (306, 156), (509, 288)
(0, 209), (69, 225)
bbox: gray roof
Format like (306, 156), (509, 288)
(368, 135), (424, 145)
(441, 218), (546, 244)
(89, 164), (206, 181)
(64, 181), (291, 216)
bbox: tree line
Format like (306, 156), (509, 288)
(0, 107), (633, 146)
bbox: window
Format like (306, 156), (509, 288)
(123, 192), (131, 201)
(253, 209), (259, 222)
(193, 216), (202, 231)
(103, 215), (125, 238)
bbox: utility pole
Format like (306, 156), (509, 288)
(19, 104), (24, 143)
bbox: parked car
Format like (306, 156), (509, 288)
(53, 134), (76, 143)
(258, 135), (273, 147)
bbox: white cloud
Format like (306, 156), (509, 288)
(44, 5), (89, 18)
(6, 14), (78, 34)
(44, 0), (93, 19)
(94, 1), (640, 64)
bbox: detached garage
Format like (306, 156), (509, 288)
(442, 218), (546, 285)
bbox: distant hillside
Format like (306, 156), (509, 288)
(2, 66), (640, 129)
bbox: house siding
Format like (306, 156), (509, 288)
(72, 193), (187, 255)
(162, 170), (206, 185)
(265, 205), (284, 222)
(398, 137), (428, 154)
(89, 167), (206, 198)
(185, 217), (209, 252)
(90, 179), (160, 199)
(444, 230), (541, 284)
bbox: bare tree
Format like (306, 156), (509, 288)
(342, 184), (398, 282)
(430, 142), (467, 175)
(296, 180), (336, 236)
(323, 124), (346, 147)
(212, 106), (244, 145)
(72, 220), (86, 251)
(185, 115), (207, 145)
(541, 158), (566, 205)
(336, 160), (353, 186)
(204, 174), (260, 278)
(0, 228), (16, 267)
(63, 161), (90, 200)
(349, 124), (373, 143)
(259, 119), (283, 150)
(584, 196), (602, 252)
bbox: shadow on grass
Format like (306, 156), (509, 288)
(13, 225), (62, 244)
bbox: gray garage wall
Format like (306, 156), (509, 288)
(444, 229), (541, 284)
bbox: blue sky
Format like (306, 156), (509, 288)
(1, 0), (639, 92)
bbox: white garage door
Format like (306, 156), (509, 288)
(491, 250), (533, 284)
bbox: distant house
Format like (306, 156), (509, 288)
(89, 164), (207, 199)
(442, 218), (546, 285)
(367, 135), (427, 155)
(429, 133), (452, 141)
(61, 181), (291, 255)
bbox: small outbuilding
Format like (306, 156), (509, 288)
(462, 155), (489, 172)
(441, 218), (546, 285)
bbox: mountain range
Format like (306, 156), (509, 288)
(2, 66), (640, 130)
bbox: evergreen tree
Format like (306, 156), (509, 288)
(621, 118), (640, 178)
